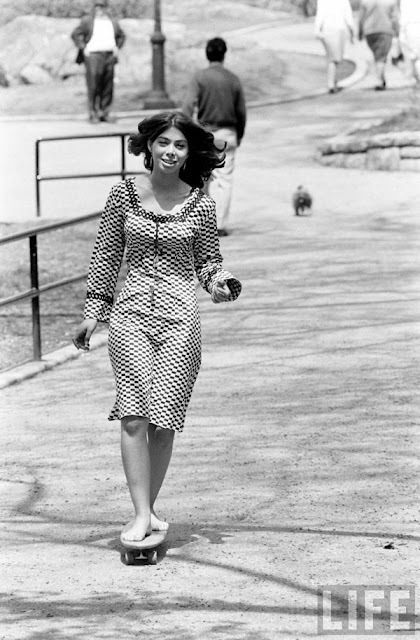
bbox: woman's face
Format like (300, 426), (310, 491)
(148, 126), (189, 175)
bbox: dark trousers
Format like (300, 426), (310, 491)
(84, 51), (115, 117)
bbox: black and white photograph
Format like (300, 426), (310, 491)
(0, 0), (418, 638)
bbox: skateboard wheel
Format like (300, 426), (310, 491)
(148, 550), (158, 565)
(121, 550), (136, 565)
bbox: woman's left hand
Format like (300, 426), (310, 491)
(211, 280), (231, 303)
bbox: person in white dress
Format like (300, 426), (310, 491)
(399, 0), (420, 82)
(315, 0), (355, 93)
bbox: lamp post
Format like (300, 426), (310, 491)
(143, 0), (175, 109)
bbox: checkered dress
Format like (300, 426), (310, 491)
(83, 178), (241, 431)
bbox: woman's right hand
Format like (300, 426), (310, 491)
(73, 318), (98, 351)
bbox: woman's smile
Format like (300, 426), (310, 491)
(161, 157), (177, 167)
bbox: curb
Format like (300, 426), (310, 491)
(0, 331), (108, 390)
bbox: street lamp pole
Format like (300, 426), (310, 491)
(143, 0), (175, 109)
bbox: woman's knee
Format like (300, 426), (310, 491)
(121, 415), (149, 437)
(151, 425), (175, 447)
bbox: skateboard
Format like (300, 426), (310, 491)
(121, 530), (167, 565)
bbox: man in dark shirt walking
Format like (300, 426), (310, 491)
(182, 37), (246, 236)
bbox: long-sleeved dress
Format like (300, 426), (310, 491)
(83, 178), (242, 432)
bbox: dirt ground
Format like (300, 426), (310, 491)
(1, 84), (419, 638)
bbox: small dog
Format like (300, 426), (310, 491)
(292, 185), (312, 216)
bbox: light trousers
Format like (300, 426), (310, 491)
(205, 127), (238, 231)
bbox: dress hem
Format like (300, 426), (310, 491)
(107, 412), (183, 432)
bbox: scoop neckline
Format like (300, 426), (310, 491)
(129, 177), (198, 219)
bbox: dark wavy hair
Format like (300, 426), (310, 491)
(127, 111), (225, 188)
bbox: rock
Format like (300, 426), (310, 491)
(317, 152), (345, 166)
(400, 158), (420, 172)
(370, 131), (420, 148)
(0, 16), (78, 84)
(0, 15), (186, 86)
(400, 146), (420, 159)
(320, 136), (375, 155)
(19, 64), (53, 85)
(0, 63), (8, 87)
(342, 152), (366, 169)
(318, 152), (367, 169)
(319, 131), (420, 156)
(116, 19), (186, 85)
(319, 130), (420, 172)
(57, 60), (85, 81)
(366, 147), (400, 171)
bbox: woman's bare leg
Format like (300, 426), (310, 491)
(327, 61), (338, 90)
(148, 424), (175, 530)
(120, 415), (152, 541)
(375, 61), (386, 87)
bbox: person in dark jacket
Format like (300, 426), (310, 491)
(71, 0), (125, 122)
(182, 38), (246, 236)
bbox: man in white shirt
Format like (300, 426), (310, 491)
(71, 0), (125, 122)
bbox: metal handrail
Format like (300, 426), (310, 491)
(0, 210), (102, 246)
(0, 211), (102, 361)
(35, 131), (142, 217)
(1, 132), (140, 364)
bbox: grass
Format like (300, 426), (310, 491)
(356, 108), (420, 136)
(350, 90), (420, 136)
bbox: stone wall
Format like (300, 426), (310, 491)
(318, 131), (420, 172)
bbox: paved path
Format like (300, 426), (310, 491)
(1, 18), (419, 640)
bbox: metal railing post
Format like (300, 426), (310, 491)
(35, 140), (41, 218)
(121, 134), (126, 180)
(29, 235), (42, 360)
